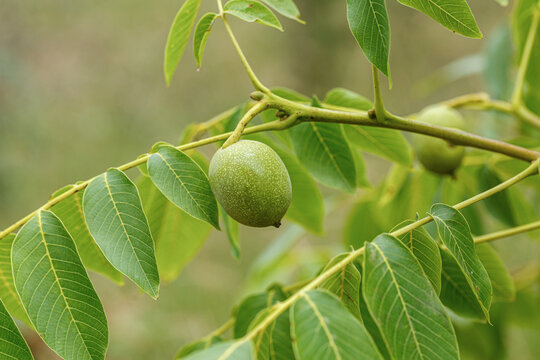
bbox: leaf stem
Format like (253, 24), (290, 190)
(372, 65), (386, 121)
(222, 101), (267, 148)
(475, 220), (540, 244)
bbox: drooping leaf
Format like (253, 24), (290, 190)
(83, 168), (160, 298)
(430, 203), (492, 320)
(147, 145), (219, 229)
(395, 221), (442, 294)
(291, 290), (383, 360)
(221, 205), (241, 260)
(0, 234), (31, 327)
(164, 0), (203, 85)
(289, 122), (356, 193)
(476, 243), (515, 302)
(138, 176), (212, 282)
(193, 13), (219, 68)
(0, 300), (33, 360)
(176, 336), (223, 359)
(363, 234), (459, 359)
(12, 210), (108, 360)
(181, 340), (254, 360)
(319, 253), (362, 319)
(224, 0), (283, 31)
(50, 185), (124, 285)
(347, 0), (391, 76)
(261, 0), (302, 22)
(396, 0), (482, 38)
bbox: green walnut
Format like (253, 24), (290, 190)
(209, 140), (292, 228)
(413, 106), (466, 175)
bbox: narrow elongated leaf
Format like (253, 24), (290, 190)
(138, 176), (211, 282)
(0, 234), (31, 327)
(319, 253), (361, 318)
(51, 185), (124, 285)
(291, 290), (383, 360)
(181, 340), (254, 360)
(0, 300), (33, 360)
(484, 25), (512, 100)
(224, 0), (283, 31)
(12, 210), (108, 360)
(350, 146), (371, 187)
(193, 13), (218, 68)
(148, 145), (219, 229)
(261, 0), (302, 21)
(476, 243), (515, 302)
(396, 0), (482, 38)
(347, 0), (391, 76)
(164, 0), (203, 85)
(290, 122), (356, 193)
(363, 234), (459, 360)
(396, 221), (442, 294)
(83, 168), (160, 298)
(430, 204), (492, 320)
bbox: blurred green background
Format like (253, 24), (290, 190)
(1, 1), (538, 359)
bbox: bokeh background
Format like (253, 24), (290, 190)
(1, 0), (538, 359)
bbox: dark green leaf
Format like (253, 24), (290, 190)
(345, 126), (412, 164)
(193, 13), (218, 68)
(224, 0), (283, 31)
(291, 290), (383, 359)
(261, 0), (302, 22)
(147, 145), (219, 229)
(478, 165), (517, 226)
(164, 0), (203, 85)
(476, 243), (515, 302)
(248, 306), (294, 360)
(12, 210), (108, 360)
(234, 288), (287, 338)
(0, 300), (33, 360)
(83, 168), (160, 298)
(363, 234), (459, 359)
(430, 204), (492, 320)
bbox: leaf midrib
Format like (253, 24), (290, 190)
(302, 293), (342, 360)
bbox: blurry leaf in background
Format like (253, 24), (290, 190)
(478, 165), (517, 227)
(193, 13), (219, 69)
(176, 335), (223, 359)
(350, 146), (371, 188)
(138, 176), (212, 283)
(484, 24), (513, 100)
(224, 0), (283, 31)
(476, 243), (516, 302)
(495, 0), (509, 6)
(0, 300), (33, 360)
(344, 197), (386, 249)
(221, 205), (241, 260)
(180, 340), (254, 360)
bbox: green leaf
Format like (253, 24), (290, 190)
(221, 205), (241, 260)
(395, 221), (442, 295)
(176, 336), (223, 359)
(0, 300), (33, 360)
(324, 88), (373, 111)
(193, 13), (218, 69)
(484, 25), (513, 100)
(396, 0), (482, 38)
(147, 145), (219, 229)
(476, 243), (515, 302)
(83, 168), (160, 298)
(495, 0), (508, 5)
(248, 307), (294, 360)
(12, 210), (108, 360)
(347, 0), (391, 76)
(0, 234), (31, 327)
(319, 253), (362, 319)
(234, 288), (287, 338)
(50, 185), (124, 285)
(350, 146), (371, 187)
(289, 122), (356, 193)
(430, 203), (492, 320)
(477, 165), (517, 227)
(164, 0), (203, 85)
(363, 234), (459, 360)
(439, 249), (485, 320)
(138, 176), (212, 282)
(271, 87), (310, 102)
(260, 0), (302, 22)
(344, 198), (385, 249)
(224, 0), (283, 31)
(291, 290), (383, 360)
(181, 340), (254, 360)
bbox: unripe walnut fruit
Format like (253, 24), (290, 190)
(209, 140), (292, 228)
(413, 106), (466, 175)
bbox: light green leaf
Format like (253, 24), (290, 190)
(12, 210), (108, 360)
(138, 176), (211, 282)
(0, 234), (31, 327)
(495, 0), (508, 5)
(193, 13), (218, 69)
(164, 0), (203, 85)
(396, 0), (482, 38)
(224, 0), (283, 31)
(260, 0), (302, 22)
(350, 146), (371, 187)
(324, 88), (373, 111)
(181, 340), (254, 360)
(83, 168), (160, 298)
(0, 300), (33, 360)
(147, 145), (219, 229)
(176, 336), (223, 359)
(347, 0), (391, 76)
(395, 221), (442, 295)
(271, 87), (310, 102)
(291, 290), (383, 360)
(430, 203), (492, 320)
(363, 234), (459, 360)
(221, 205), (241, 260)
(476, 243), (515, 302)
(484, 25), (512, 100)
(319, 253), (362, 319)
(50, 185), (124, 285)
(289, 122), (356, 193)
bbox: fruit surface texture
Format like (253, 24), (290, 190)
(414, 106), (466, 175)
(209, 140), (292, 227)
